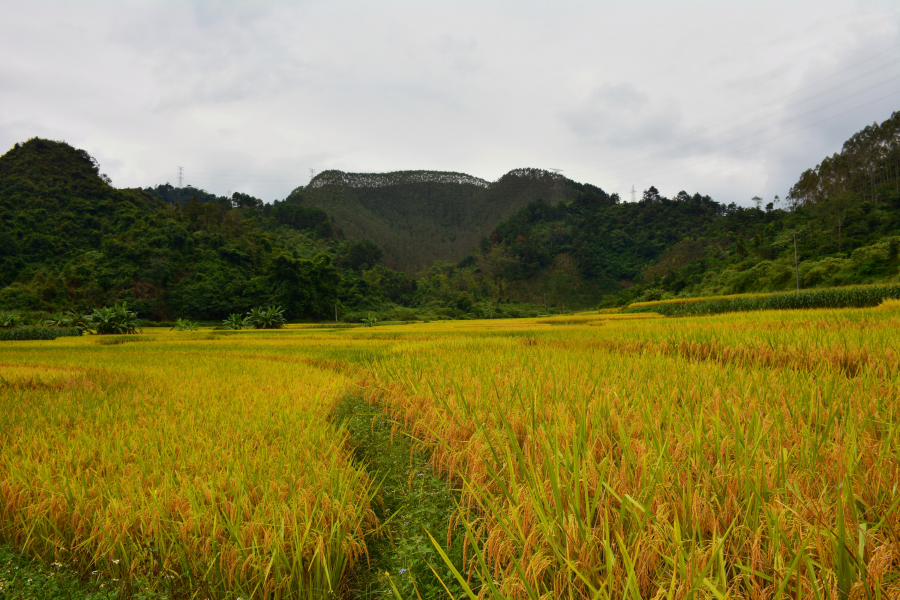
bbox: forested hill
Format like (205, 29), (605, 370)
(290, 168), (576, 273)
(457, 111), (900, 306)
(4, 111), (898, 320)
(0, 138), (421, 321)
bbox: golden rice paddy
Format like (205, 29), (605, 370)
(1, 305), (898, 599)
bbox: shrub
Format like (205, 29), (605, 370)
(432, 306), (457, 319)
(245, 306), (286, 329)
(385, 307), (419, 322)
(0, 327), (81, 341)
(83, 302), (143, 335)
(455, 292), (474, 312)
(634, 287), (673, 303)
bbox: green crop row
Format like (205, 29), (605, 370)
(625, 283), (900, 316)
(0, 327), (82, 341)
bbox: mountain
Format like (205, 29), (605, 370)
(288, 168), (578, 273)
(5, 110), (897, 321)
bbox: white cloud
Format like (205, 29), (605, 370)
(0, 0), (897, 205)
(563, 82), (683, 147)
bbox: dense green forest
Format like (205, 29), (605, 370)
(429, 111), (900, 307)
(0, 139), (426, 321)
(1, 111), (898, 321)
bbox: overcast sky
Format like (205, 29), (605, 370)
(1, 1), (898, 205)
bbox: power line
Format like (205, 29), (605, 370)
(684, 45), (900, 133)
(548, 168), (563, 203)
(572, 72), (900, 182)
(565, 45), (900, 182)
(186, 173), (306, 182)
(603, 88), (900, 191)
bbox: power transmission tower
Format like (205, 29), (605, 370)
(549, 168), (563, 204)
(631, 185), (636, 203)
(177, 166), (184, 188)
(309, 168), (315, 181)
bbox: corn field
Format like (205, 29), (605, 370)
(626, 283), (900, 317)
(1, 303), (899, 599)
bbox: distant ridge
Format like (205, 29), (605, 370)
(291, 168), (573, 272)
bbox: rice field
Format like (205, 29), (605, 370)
(1, 304), (899, 599)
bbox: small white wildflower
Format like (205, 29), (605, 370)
(112, 559), (120, 564)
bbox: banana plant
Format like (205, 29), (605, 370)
(245, 306), (286, 329)
(82, 302), (142, 335)
(222, 313), (248, 330)
(0, 311), (24, 328)
(44, 310), (84, 330)
(171, 318), (198, 331)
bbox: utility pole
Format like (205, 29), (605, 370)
(631, 185), (637, 203)
(549, 168), (563, 204)
(793, 234), (800, 291)
(177, 166), (184, 188)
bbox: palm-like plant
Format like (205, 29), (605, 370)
(0, 311), (24, 328)
(362, 313), (378, 327)
(222, 313), (247, 330)
(245, 306), (286, 329)
(45, 310), (83, 329)
(83, 302), (142, 335)
(171, 318), (198, 331)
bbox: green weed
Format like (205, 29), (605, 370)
(334, 395), (468, 600)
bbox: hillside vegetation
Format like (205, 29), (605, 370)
(0, 139), (554, 323)
(2, 111), (898, 320)
(447, 111), (900, 307)
(292, 168), (576, 272)
(0, 138), (423, 321)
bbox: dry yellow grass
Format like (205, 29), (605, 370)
(0, 331), (380, 598)
(1, 304), (899, 599)
(363, 305), (900, 599)
(878, 298), (900, 310)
